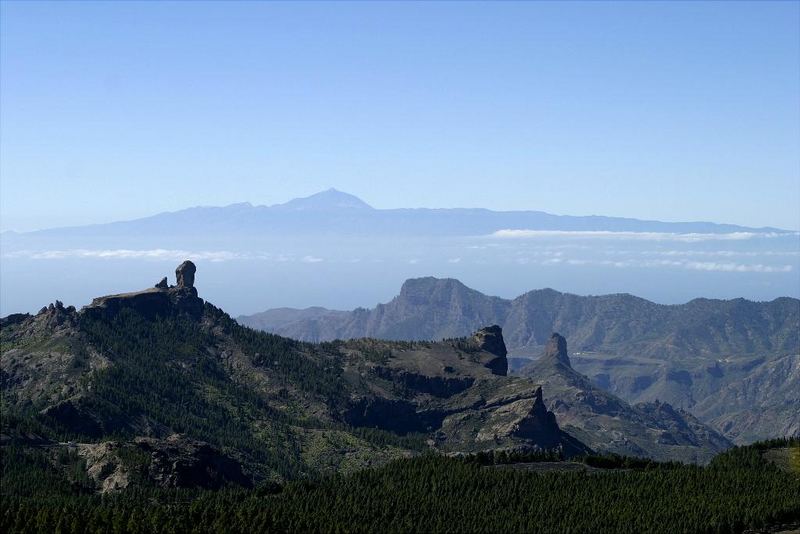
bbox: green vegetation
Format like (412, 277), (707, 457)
(76, 308), (305, 478)
(1, 306), (418, 480)
(461, 447), (564, 465)
(2, 441), (798, 533)
(582, 453), (681, 470)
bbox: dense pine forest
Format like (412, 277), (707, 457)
(2, 439), (798, 533)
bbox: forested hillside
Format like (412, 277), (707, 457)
(2, 439), (798, 533)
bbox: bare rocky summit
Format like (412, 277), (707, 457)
(83, 262), (204, 320)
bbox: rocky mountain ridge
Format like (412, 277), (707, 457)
(238, 277), (799, 443)
(1, 263), (731, 492)
(240, 277), (798, 357)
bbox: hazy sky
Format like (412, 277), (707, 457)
(2, 1), (799, 232)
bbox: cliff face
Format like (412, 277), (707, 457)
(337, 325), (587, 456)
(83, 261), (204, 320)
(472, 325), (509, 376)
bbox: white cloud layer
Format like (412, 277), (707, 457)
(490, 229), (796, 242)
(4, 248), (794, 274)
(3, 249), (329, 264)
(558, 257), (793, 273)
(5, 249), (246, 262)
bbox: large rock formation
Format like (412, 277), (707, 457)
(83, 261), (204, 320)
(525, 333), (732, 463)
(511, 386), (560, 443)
(473, 325), (508, 376)
(543, 333), (571, 367)
(336, 327), (589, 456)
(176, 261), (196, 288)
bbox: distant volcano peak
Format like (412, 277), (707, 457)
(275, 189), (373, 211)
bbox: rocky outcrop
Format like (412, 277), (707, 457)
(473, 325), (508, 376)
(0, 302), (79, 343)
(83, 261), (204, 320)
(525, 333), (732, 462)
(77, 434), (252, 493)
(84, 289), (174, 320)
(0, 312), (31, 329)
(176, 260), (196, 288)
(136, 434), (251, 490)
(510, 387), (560, 444)
(542, 333), (571, 367)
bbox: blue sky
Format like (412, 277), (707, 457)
(1, 1), (799, 232)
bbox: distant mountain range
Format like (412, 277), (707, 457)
(238, 277), (800, 444)
(238, 277), (799, 356)
(4, 188), (797, 318)
(3, 188), (789, 240)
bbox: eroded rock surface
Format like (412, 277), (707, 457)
(77, 434), (252, 493)
(176, 260), (196, 288)
(473, 325), (508, 376)
(83, 261), (204, 320)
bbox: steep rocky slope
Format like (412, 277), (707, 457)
(526, 334), (731, 463)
